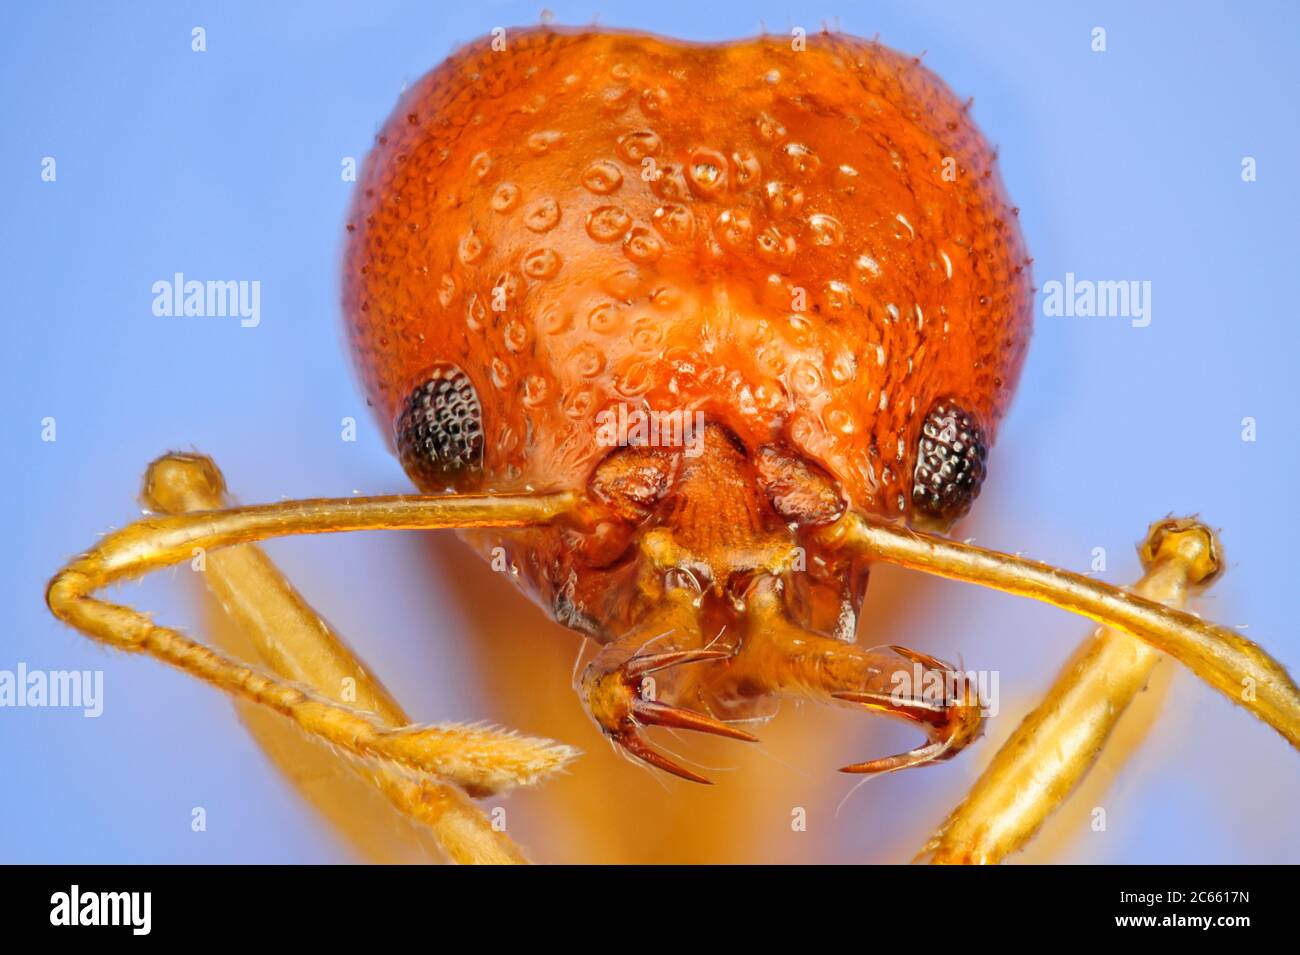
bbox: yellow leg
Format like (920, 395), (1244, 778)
(145, 453), (536, 863)
(819, 512), (1300, 750)
(47, 452), (581, 796)
(923, 518), (1218, 864)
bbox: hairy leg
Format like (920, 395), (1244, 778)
(47, 452), (579, 794)
(144, 452), (534, 863)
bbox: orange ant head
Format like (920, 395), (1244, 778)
(343, 26), (1031, 643)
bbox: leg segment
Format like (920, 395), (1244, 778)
(145, 452), (529, 863)
(819, 511), (1300, 751)
(924, 519), (1220, 864)
(47, 452), (581, 795)
(579, 587), (757, 783)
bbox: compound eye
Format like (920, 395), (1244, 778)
(912, 399), (988, 524)
(396, 363), (485, 492)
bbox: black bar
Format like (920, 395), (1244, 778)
(0, 864), (1283, 940)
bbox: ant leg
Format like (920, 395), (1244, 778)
(819, 511), (1300, 750)
(715, 579), (983, 775)
(47, 452), (581, 797)
(579, 587), (758, 784)
(924, 519), (1221, 864)
(143, 452), (531, 864)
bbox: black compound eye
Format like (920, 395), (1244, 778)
(911, 399), (988, 524)
(396, 364), (484, 491)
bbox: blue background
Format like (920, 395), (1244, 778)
(2, 1), (1297, 863)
